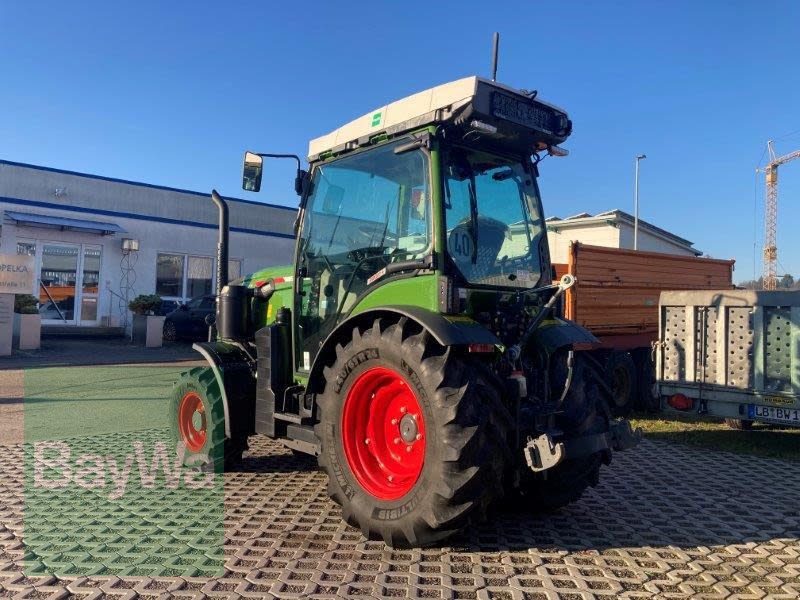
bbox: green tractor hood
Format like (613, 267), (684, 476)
(238, 265), (294, 291)
(234, 265), (294, 328)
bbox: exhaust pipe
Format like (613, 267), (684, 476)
(211, 189), (250, 341)
(211, 189), (229, 296)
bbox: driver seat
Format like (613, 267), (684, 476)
(448, 217), (508, 281)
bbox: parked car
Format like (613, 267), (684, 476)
(162, 295), (215, 341)
(158, 299), (180, 316)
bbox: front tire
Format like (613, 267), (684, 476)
(316, 317), (510, 547)
(169, 367), (246, 472)
(163, 319), (178, 342)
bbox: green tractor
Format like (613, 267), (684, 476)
(170, 75), (639, 547)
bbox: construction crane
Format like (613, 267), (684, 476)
(759, 140), (800, 290)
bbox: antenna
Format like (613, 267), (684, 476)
(491, 32), (500, 82)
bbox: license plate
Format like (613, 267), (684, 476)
(492, 92), (555, 133)
(748, 404), (800, 425)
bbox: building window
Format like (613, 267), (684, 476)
(228, 259), (242, 282)
(187, 256), (213, 297)
(17, 241), (36, 256)
(156, 253), (185, 297)
(157, 254), (243, 300)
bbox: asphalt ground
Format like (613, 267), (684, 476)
(0, 357), (799, 598)
(0, 339), (201, 370)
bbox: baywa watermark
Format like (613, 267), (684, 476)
(32, 440), (216, 500)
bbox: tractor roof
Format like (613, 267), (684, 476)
(307, 76), (571, 162)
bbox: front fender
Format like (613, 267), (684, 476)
(307, 305), (502, 394)
(529, 318), (599, 354)
(192, 341), (256, 438)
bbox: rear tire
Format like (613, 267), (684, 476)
(316, 317), (510, 547)
(725, 418), (753, 430)
(169, 367), (246, 472)
(633, 349), (660, 412)
(604, 351), (636, 417)
(511, 353), (611, 512)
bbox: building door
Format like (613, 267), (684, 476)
(79, 246), (101, 325)
(25, 241), (103, 326)
(39, 243), (80, 324)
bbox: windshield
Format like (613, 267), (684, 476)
(443, 147), (547, 289)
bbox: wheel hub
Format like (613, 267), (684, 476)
(178, 391), (206, 452)
(399, 414), (418, 443)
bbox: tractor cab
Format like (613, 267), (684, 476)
(245, 76), (573, 372)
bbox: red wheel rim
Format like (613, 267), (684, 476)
(178, 391), (206, 452)
(341, 367), (426, 500)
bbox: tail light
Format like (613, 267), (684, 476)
(668, 393), (692, 411)
(468, 343), (496, 354)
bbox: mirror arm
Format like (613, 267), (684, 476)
(256, 153), (306, 197)
(257, 153), (302, 172)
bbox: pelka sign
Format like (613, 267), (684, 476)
(0, 254), (35, 295)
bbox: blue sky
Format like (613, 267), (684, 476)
(2, 1), (799, 282)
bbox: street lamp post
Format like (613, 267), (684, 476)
(634, 154), (646, 250)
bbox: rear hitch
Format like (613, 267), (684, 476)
(524, 419), (641, 473)
(524, 433), (564, 472)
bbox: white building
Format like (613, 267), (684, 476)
(0, 160), (296, 331)
(546, 209), (700, 264)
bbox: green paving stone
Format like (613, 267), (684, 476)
(23, 366), (224, 577)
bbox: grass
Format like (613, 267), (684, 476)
(23, 365), (186, 441)
(629, 411), (800, 463)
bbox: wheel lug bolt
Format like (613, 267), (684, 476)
(364, 438), (370, 445)
(400, 407), (407, 414)
(388, 475), (394, 482)
(391, 418), (398, 425)
(394, 437), (401, 444)
(415, 433), (422, 441)
(406, 446), (412, 453)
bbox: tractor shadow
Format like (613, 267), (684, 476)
(448, 438), (800, 553)
(237, 445), (320, 474)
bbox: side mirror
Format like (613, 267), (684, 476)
(242, 151), (263, 192)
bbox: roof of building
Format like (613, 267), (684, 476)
(0, 159), (298, 240)
(546, 208), (700, 255)
(5, 210), (126, 235)
(0, 159), (295, 212)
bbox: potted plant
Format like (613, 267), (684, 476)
(129, 294), (165, 347)
(13, 294), (41, 351)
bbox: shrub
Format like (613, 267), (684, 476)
(14, 295), (39, 314)
(128, 294), (162, 316)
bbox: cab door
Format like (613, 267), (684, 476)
(293, 139), (432, 373)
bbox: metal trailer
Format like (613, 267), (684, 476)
(656, 289), (800, 427)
